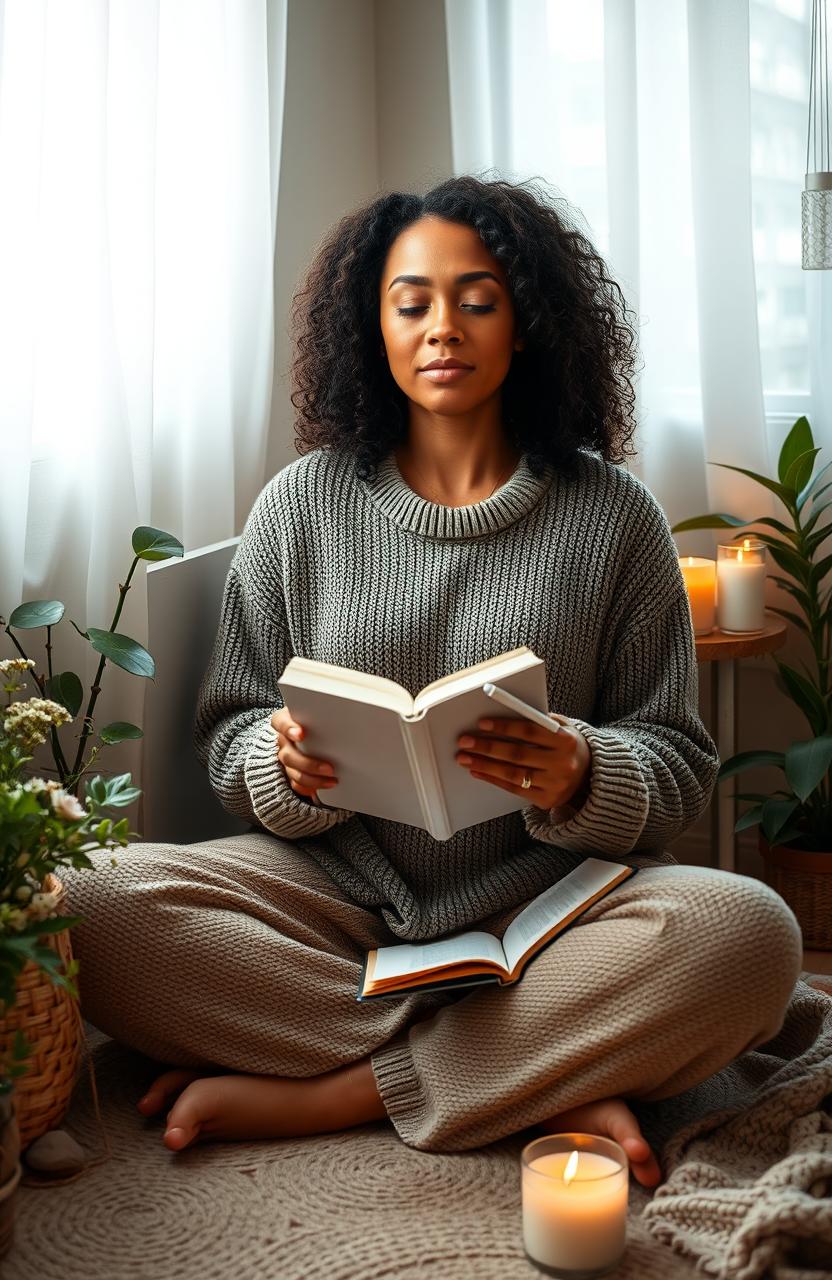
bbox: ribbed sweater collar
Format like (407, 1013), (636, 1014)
(358, 450), (556, 540)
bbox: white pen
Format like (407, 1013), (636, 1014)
(481, 682), (562, 734)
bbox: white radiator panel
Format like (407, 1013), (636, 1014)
(142, 537), (249, 844)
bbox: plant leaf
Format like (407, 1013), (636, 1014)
(783, 447), (821, 495)
(774, 657), (829, 735)
(99, 721), (144, 745)
(86, 628), (155, 679)
(784, 736), (832, 802)
(761, 797), (801, 845)
(8, 600), (64, 629)
(131, 527), (184, 562)
(750, 517), (801, 544)
(766, 606), (811, 637)
(769, 574), (815, 615)
(708, 461), (796, 510)
(716, 749), (786, 781)
(809, 553), (832, 592)
(735, 803), (764, 832)
(806, 525), (832, 559)
(670, 513), (748, 535)
(799, 499), (832, 540)
(797, 454), (832, 512)
(45, 671), (84, 717)
(759, 537), (813, 586)
(778, 415), (814, 486)
(767, 821), (806, 847)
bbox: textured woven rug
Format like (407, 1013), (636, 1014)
(5, 975), (832, 1280)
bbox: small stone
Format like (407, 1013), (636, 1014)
(23, 1129), (86, 1176)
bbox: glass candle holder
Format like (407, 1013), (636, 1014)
(716, 539), (767, 633)
(521, 1133), (628, 1278)
(679, 556), (716, 635)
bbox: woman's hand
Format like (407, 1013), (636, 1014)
(455, 713), (592, 811)
(271, 708), (339, 804)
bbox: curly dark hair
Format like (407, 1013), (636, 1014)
(289, 173), (642, 483)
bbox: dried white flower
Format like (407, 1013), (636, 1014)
(3, 697), (72, 749)
(0, 658), (36, 674)
(50, 789), (86, 822)
(28, 889), (61, 920)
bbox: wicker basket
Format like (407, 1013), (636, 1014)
(0, 874), (84, 1149)
(0, 1090), (21, 1258)
(759, 834), (832, 951)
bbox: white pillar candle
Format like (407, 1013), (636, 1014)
(522, 1137), (628, 1275)
(679, 557), (716, 635)
(716, 539), (767, 633)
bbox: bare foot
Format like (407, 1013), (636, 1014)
(136, 1067), (353, 1152)
(534, 1097), (663, 1189)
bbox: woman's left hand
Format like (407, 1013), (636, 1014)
(455, 713), (592, 811)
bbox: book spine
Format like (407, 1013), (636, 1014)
(399, 714), (452, 840)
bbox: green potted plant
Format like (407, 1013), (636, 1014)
(671, 415), (832, 948)
(0, 526), (182, 1255)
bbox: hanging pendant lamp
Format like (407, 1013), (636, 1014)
(803, 0), (832, 269)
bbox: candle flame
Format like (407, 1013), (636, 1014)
(743, 539), (751, 550)
(563, 1149), (579, 1185)
(687, 556), (694, 565)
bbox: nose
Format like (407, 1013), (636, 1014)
(426, 297), (464, 344)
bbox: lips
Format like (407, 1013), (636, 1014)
(419, 366), (473, 383)
(420, 359), (473, 370)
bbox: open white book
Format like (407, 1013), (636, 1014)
(277, 646), (552, 840)
(357, 858), (637, 1001)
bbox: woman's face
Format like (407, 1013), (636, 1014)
(378, 215), (524, 420)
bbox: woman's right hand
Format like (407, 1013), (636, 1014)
(271, 708), (339, 804)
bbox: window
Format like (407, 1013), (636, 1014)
(750, 0), (812, 397)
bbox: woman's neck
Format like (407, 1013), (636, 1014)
(393, 439), (523, 508)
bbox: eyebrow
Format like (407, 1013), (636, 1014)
(386, 271), (501, 292)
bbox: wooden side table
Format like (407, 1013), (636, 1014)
(695, 612), (787, 873)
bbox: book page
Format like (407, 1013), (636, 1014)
(280, 658), (413, 714)
(413, 647), (537, 712)
(501, 858), (629, 973)
(370, 930), (508, 981)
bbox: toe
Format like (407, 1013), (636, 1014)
(137, 1068), (201, 1117)
(162, 1080), (210, 1152)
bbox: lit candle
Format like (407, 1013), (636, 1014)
(716, 539), (767, 633)
(521, 1135), (628, 1276)
(678, 556), (716, 635)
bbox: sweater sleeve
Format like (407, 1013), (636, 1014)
(522, 489), (719, 859)
(193, 493), (357, 840)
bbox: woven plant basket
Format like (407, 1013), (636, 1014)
(759, 834), (832, 951)
(0, 873), (84, 1149)
(0, 1090), (21, 1259)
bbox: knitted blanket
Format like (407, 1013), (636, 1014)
(632, 976), (832, 1278)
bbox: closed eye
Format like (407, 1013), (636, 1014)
(395, 305), (496, 316)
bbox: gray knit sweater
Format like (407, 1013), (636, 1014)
(193, 445), (720, 942)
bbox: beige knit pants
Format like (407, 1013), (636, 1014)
(60, 830), (804, 1153)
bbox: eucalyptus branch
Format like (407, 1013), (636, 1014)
(2, 629), (45, 695)
(2, 623), (70, 784)
(68, 555), (140, 786)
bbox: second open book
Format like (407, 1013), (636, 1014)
(356, 857), (637, 1001)
(277, 645), (552, 840)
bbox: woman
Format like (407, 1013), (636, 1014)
(63, 175), (802, 1188)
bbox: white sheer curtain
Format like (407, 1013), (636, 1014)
(0, 0), (286, 782)
(444, 0), (832, 542)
